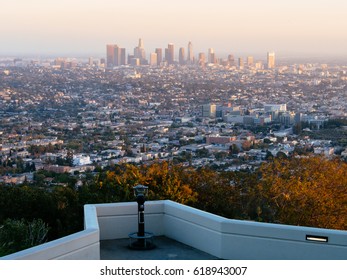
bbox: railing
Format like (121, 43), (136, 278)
(2, 200), (347, 259)
(0, 205), (100, 260)
(95, 200), (347, 259)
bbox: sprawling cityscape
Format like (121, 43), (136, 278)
(1, 39), (347, 185)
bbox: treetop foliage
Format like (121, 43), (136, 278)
(1, 155), (346, 257)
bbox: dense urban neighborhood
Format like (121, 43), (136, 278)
(1, 57), (347, 184)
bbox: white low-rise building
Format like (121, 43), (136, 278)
(73, 154), (92, 166)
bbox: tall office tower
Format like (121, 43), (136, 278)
(138, 38), (144, 49)
(210, 53), (216, 64)
(208, 48), (214, 63)
(198, 52), (206, 67)
(149, 53), (158, 66)
(134, 46), (140, 58)
(165, 48), (169, 63)
(88, 57), (93, 66)
(167, 43), (175, 64)
(106, 44), (117, 68)
(228, 54), (235, 66)
(187, 41), (194, 64)
(134, 38), (146, 63)
(113, 45), (121, 66)
(247, 56), (254, 66)
(120, 48), (126, 65)
(155, 48), (162, 66)
(179, 47), (185, 65)
(238, 57), (244, 69)
(267, 51), (275, 69)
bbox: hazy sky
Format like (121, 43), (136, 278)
(1, 0), (347, 58)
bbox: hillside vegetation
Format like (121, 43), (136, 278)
(1, 156), (346, 256)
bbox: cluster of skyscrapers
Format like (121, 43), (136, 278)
(106, 38), (275, 69)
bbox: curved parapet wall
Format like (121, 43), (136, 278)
(95, 200), (347, 260)
(1, 200), (346, 260)
(162, 201), (347, 259)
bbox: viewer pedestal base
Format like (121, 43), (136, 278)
(128, 232), (155, 250)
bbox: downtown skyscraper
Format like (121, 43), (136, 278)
(267, 51), (275, 69)
(106, 44), (116, 68)
(187, 41), (194, 64)
(208, 48), (215, 64)
(179, 47), (185, 65)
(166, 43), (175, 65)
(149, 52), (158, 66)
(106, 44), (126, 68)
(155, 48), (162, 66)
(134, 38), (146, 64)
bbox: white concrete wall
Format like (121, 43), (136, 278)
(95, 201), (165, 240)
(2, 200), (347, 260)
(93, 200), (347, 260)
(1, 204), (100, 260)
(163, 201), (224, 258)
(220, 219), (347, 259)
(161, 201), (347, 260)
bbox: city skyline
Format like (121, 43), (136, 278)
(1, 0), (347, 59)
(104, 40), (275, 68)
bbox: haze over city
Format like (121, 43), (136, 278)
(1, 0), (347, 60)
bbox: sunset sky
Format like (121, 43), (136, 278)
(1, 0), (346, 58)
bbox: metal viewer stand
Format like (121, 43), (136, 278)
(128, 185), (155, 250)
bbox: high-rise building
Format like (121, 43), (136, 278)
(228, 54), (235, 66)
(267, 51), (275, 69)
(88, 57), (93, 66)
(165, 48), (169, 63)
(208, 48), (215, 64)
(113, 45), (121, 66)
(149, 53), (158, 67)
(134, 38), (146, 64)
(155, 48), (162, 66)
(138, 38), (144, 49)
(198, 52), (206, 67)
(106, 44), (126, 67)
(179, 47), (185, 65)
(106, 44), (117, 68)
(167, 43), (174, 64)
(187, 41), (194, 64)
(238, 57), (244, 69)
(120, 48), (126, 65)
(210, 53), (216, 64)
(247, 56), (254, 66)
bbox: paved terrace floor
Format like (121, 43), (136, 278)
(100, 236), (221, 260)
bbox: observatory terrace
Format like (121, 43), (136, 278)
(1, 200), (347, 260)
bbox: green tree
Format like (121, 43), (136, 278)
(0, 218), (49, 257)
(66, 150), (74, 167)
